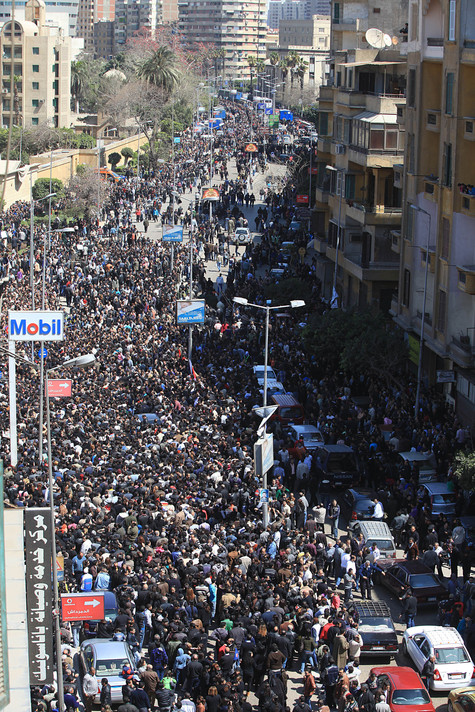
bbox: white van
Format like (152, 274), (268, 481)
(352, 520), (397, 559)
(403, 626), (475, 691)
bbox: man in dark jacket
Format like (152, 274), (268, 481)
(130, 683), (151, 712)
(400, 588), (417, 628)
(155, 682), (174, 711)
(421, 655), (435, 690)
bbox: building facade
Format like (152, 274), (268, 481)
(0, 0), (78, 36)
(310, 0), (408, 312)
(392, 0), (475, 421)
(178, 0), (267, 81)
(267, 0), (330, 30)
(0, 0), (71, 128)
(114, 0), (163, 49)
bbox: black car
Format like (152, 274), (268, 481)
(311, 445), (360, 493)
(349, 601), (398, 657)
(373, 559), (446, 606)
(341, 488), (377, 528)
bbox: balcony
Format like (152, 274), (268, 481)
(314, 185), (329, 204)
(345, 201), (403, 226)
(318, 85), (333, 102)
(459, 191), (475, 216)
(449, 335), (474, 369)
(424, 36), (444, 60)
(317, 136), (332, 153)
(457, 265), (475, 294)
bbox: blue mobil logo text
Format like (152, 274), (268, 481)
(8, 311), (64, 342)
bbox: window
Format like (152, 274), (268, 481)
(410, 3), (418, 41)
(32, 64), (39, 72)
(32, 99), (39, 107)
(441, 217), (450, 260)
(402, 270), (411, 307)
(407, 133), (415, 174)
(448, 0), (456, 41)
(319, 112), (328, 135)
(437, 290), (447, 333)
(443, 143), (452, 187)
(445, 72), (454, 115)
(408, 68), (416, 107)
(406, 203), (415, 241)
(32, 46), (39, 54)
(333, 1), (340, 23)
(32, 117), (38, 125)
(32, 81), (39, 89)
(345, 174), (355, 200)
(427, 113), (437, 125)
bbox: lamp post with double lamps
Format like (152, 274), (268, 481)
(0, 345), (96, 712)
(233, 298), (305, 526)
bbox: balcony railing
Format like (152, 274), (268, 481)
(427, 37), (443, 46)
(347, 201), (402, 214)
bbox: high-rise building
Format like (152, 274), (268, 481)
(114, 0), (163, 49)
(75, 0), (114, 54)
(392, 0), (475, 422)
(0, 0), (72, 128)
(178, 0), (267, 81)
(310, 0), (408, 311)
(267, 0), (330, 30)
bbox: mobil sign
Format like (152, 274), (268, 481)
(8, 310), (64, 342)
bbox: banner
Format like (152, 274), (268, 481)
(163, 225), (183, 243)
(25, 508), (54, 685)
(176, 300), (205, 324)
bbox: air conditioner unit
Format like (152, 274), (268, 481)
(1, 89), (8, 94)
(335, 143), (345, 154)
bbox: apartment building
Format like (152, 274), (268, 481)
(392, 0), (475, 422)
(0, 0), (72, 128)
(311, 0), (408, 312)
(267, 0), (330, 30)
(0, 0), (78, 36)
(178, 0), (267, 81)
(75, 0), (114, 54)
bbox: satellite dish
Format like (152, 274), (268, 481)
(365, 28), (386, 48)
(384, 33), (392, 46)
(392, 35), (399, 45)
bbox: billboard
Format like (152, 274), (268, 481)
(254, 433), (274, 477)
(163, 225), (183, 243)
(176, 300), (205, 324)
(25, 508), (54, 685)
(8, 311), (64, 342)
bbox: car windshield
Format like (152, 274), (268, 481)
(95, 658), (130, 677)
(392, 689), (431, 705)
(367, 539), (394, 551)
(280, 407), (301, 419)
(409, 574), (438, 588)
(434, 647), (470, 663)
(255, 367), (277, 379)
(105, 608), (117, 621)
(358, 617), (394, 633)
(432, 493), (456, 504)
(326, 454), (356, 472)
(306, 432), (322, 442)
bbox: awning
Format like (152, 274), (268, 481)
(339, 60), (405, 67)
(352, 111), (398, 124)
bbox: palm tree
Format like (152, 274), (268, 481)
(247, 55), (256, 98)
(256, 58), (266, 94)
(287, 50), (300, 87)
(71, 59), (87, 113)
(295, 58), (308, 90)
(137, 46), (180, 96)
(278, 57), (289, 95)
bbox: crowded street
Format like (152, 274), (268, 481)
(0, 97), (473, 712)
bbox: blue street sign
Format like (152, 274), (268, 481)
(173, 136), (181, 144)
(38, 348), (48, 358)
(257, 102), (265, 110)
(265, 107), (273, 115)
(163, 225), (183, 243)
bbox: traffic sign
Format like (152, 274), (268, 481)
(245, 143), (258, 153)
(56, 554), (64, 582)
(46, 379), (72, 397)
(61, 593), (105, 621)
(38, 348), (48, 358)
(296, 194), (309, 204)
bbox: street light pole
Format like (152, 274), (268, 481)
(411, 205), (432, 419)
(233, 298), (305, 528)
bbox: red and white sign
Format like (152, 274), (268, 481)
(61, 593), (105, 622)
(46, 379), (72, 397)
(296, 194), (309, 204)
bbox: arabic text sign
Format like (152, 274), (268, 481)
(163, 225), (183, 243)
(176, 300), (205, 324)
(61, 593), (105, 622)
(46, 379), (72, 397)
(25, 508), (54, 685)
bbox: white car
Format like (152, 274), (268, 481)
(288, 425), (324, 450)
(253, 365), (285, 394)
(232, 227), (251, 244)
(402, 626), (475, 691)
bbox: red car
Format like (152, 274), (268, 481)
(370, 667), (435, 712)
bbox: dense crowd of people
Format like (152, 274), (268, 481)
(0, 99), (473, 712)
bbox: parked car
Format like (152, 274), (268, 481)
(253, 365), (285, 394)
(402, 626), (475, 691)
(312, 444), (360, 490)
(351, 521), (397, 559)
(448, 687), (475, 712)
(421, 482), (457, 519)
(373, 559), (446, 606)
(79, 638), (136, 704)
(81, 591), (118, 640)
(231, 227), (252, 244)
(350, 601), (398, 657)
(287, 424), (324, 451)
(397, 451), (437, 483)
(341, 488), (377, 526)
(270, 393), (305, 425)
(371, 667), (435, 712)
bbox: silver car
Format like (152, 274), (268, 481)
(79, 638), (136, 704)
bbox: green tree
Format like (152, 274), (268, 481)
(247, 55), (256, 97)
(453, 451), (475, 491)
(32, 177), (64, 201)
(137, 46), (180, 95)
(295, 58), (308, 90)
(107, 151), (121, 169)
(278, 57), (289, 95)
(121, 147), (134, 165)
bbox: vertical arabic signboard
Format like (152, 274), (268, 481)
(25, 508), (54, 685)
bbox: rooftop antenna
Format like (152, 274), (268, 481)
(365, 28), (386, 48)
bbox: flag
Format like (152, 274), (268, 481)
(189, 359), (197, 381)
(178, 347), (182, 359)
(330, 287), (339, 309)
